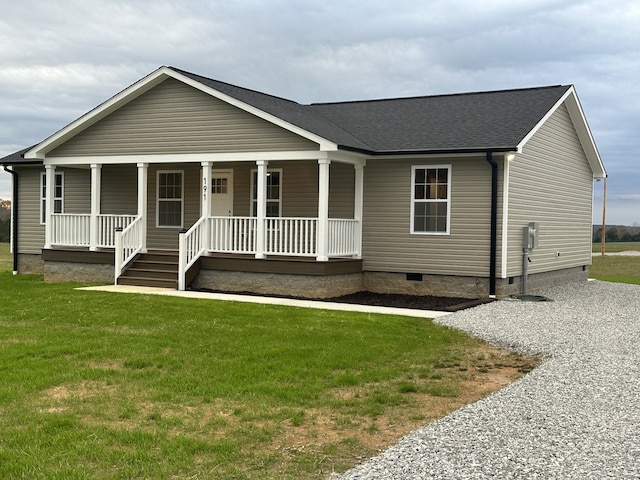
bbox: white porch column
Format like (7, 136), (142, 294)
(255, 160), (268, 259)
(44, 164), (55, 249)
(201, 161), (212, 252)
(201, 161), (212, 218)
(317, 158), (330, 261)
(137, 163), (148, 253)
(89, 163), (101, 251)
(354, 163), (364, 259)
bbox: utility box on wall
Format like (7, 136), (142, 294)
(523, 222), (540, 250)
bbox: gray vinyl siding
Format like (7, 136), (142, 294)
(101, 164), (137, 215)
(222, 160), (354, 218)
(47, 78), (319, 157)
(362, 156), (503, 277)
(146, 163), (201, 250)
(64, 168), (90, 214)
(15, 166), (91, 253)
(329, 162), (356, 218)
(506, 103), (593, 276)
(15, 167), (45, 254)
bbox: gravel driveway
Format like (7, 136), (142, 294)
(337, 280), (640, 479)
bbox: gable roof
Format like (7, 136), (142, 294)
(1, 66), (604, 177)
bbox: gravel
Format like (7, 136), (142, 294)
(336, 280), (640, 479)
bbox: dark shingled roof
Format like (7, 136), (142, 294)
(0, 146), (39, 165)
(171, 67), (571, 154)
(1, 67), (572, 162)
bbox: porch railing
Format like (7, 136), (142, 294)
(51, 213), (91, 247)
(178, 216), (361, 290)
(114, 216), (144, 281)
(265, 217), (317, 256)
(328, 219), (360, 256)
(98, 214), (137, 248)
(49, 213), (137, 249)
(210, 217), (257, 254)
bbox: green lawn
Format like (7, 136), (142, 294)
(592, 241), (640, 253)
(0, 244), (535, 479)
(590, 254), (640, 285)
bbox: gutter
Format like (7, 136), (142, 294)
(485, 152), (498, 298)
(338, 144), (504, 299)
(2, 166), (18, 274)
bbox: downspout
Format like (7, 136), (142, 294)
(485, 151), (498, 298)
(3, 166), (18, 275)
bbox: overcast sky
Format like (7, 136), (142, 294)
(1, 0), (638, 225)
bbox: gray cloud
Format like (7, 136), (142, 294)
(1, 0), (638, 223)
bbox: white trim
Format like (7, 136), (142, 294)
(43, 150), (328, 166)
(156, 170), (184, 228)
(517, 86), (605, 178)
(250, 167), (282, 217)
(26, 68), (169, 159)
(40, 170), (64, 225)
(410, 165), (452, 235)
(168, 69), (338, 151)
(25, 66), (338, 159)
(89, 164), (101, 251)
(500, 154), (510, 279)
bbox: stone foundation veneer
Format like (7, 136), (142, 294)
(191, 270), (363, 299)
(16, 254), (45, 275)
(364, 266), (589, 299)
(17, 252), (589, 300)
(44, 262), (114, 284)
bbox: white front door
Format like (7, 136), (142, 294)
(211, 169), (234, 217)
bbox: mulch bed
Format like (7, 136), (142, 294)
(323, 291), (492, 312)
(193, 288), (491, 312)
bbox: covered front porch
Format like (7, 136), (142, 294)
(42, 153), (365, 290)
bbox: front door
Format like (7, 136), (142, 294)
(211, 169), (234, 216)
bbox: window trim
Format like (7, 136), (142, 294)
(156, 170), (184, 228)
(250, 168), (283, 217)
(410, 165), (451, 235)
(40, 171), (64, 225)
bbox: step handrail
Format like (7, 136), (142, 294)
(178, 216), (209, 290)
(114, 216), (144, 283)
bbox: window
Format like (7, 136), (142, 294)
(411, 165), (451, 234)
(157, 171), (183, 227)
(251, 169), (281, 217)
(40, 171), (64, 224)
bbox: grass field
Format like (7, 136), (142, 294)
(590, 254), (640, 285)
(592, 241), (640, 253)
(0, 245), (537, 479)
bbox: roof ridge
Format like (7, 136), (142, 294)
(167, 66), (301, 105)
(168, 65), (376, 151)
(310, 84), (570, 107)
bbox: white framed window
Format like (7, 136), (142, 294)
(251, 169), (282, 217)
(156, 170), (184, 228)
(40, 171), (64, 224)
(410, 165), (451, 234)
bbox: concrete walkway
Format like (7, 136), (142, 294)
(77, 284), (452, 319)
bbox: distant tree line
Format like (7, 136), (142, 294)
(0, 199), (10, 243)
(593, 225), (640, 243)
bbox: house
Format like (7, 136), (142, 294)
(0, 66), (606, 299)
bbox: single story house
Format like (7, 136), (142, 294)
(0, 66), (606, 299)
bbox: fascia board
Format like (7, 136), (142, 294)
(25, 67), (170, 159)
(517, 87), (606, 178)
(563, 88), (607, 178)
(26, 66), (339, 160)
(165, 69), (338, 151)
